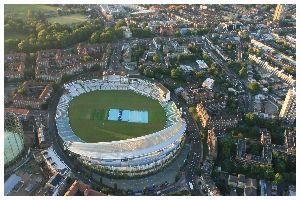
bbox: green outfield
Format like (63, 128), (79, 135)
(68, 90), (166, 142)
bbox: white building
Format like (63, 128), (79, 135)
(41, 146), (70, 176)
(179, 65), (193, 73)
(202, 78), (214, 90)
(196, 60), (208, 69)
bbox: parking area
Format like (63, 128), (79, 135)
(6, 159), (47, 196)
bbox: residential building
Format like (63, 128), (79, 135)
(238, 174), (246, 189)
(279, 88), (296, 124)
(284, 129), (296, 154)
(37, 124), (47, 148)
(271, 184), (278, 196)
(196, 102), (239, 130)
(273, 4), (287, 21)
(196, 103), (209, 128)
(260, 129), (271, 145)
(196, 60), (208, 70)
(4, 53), (26, 80)
(41, 147), (70, 176)
(179, 65), (193, 74)
(202, 78), (214, 90)
(236, 138), (272, 166)
(288, 185), (296, 196)
(228, 175), (238, 187)
(12, 81), (53, 109)
(45, 173), (66, 196)
(199, 174), (220, 196)
(236, 139), (246, 157)
(64, 180), (106, 196)
(207, 129), (217, 160)
(36, 45), (110, 81)
(249, 54), (295, 85)
(99, 4), (126, 21)
(244, 178), (257, 196)
(4, 108), (29, 121)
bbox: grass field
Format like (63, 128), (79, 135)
(68, 90), (166, 142)
(5, 4), (58, 18)
(4, 32), (28, 40)
(47, 14), (87, 25)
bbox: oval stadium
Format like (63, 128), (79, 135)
(55, 75), (186, 176)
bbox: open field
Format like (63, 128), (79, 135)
(4, 32), (28, 40)
(68, 90), (166, 142)
(4, 4), (58, 18)
(47, 14), (87, 25)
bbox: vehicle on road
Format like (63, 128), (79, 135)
(188, 182), (194, 190)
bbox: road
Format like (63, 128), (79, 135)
(200, 37), (254, 113)
(108, 43), (123, 72)
(170, 93), (204, 195)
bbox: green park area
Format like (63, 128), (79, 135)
(47, 14), (87, 25)
(5, 4), (58, 18)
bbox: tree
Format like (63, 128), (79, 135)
(131, 27), (153, 38)
(245, 112), (256, 124)
(177, 54), (196, 62)
(239, 67), (247, 78)
(274, 173), (283, 184)
(18, 39), (32, 53)
(115, 19), (127, 29)
(195, 71), (204, 80)
(218, 137), (235, 161)
(65, 177), (74, 187)
(247, 82), (260, 93)
(240, 32), (250, 42)
(202, 52), (209, 61)
(90, 31), (101, 43)
(83, 55), (92, 62)
(171, 68), (183, 79)
(91, 64), (101, 71)
(247, 142), (262, 156)
(143, 67), (154, 78)
(5, 39), (20, 53)
(138, 64), (145, 73)
(152, 55), (160, 63)
(279, 20), (289, 27)
(175, 31), (181, 37)
(41, 102), (49, 110)
(52, 82), (60, 93)
(24, 69), (35, 80)
(272, 151), (287, 173)
(61, 74), (72, 83)
(18, 87), (27, 96)
(101, 187), (112, 194)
